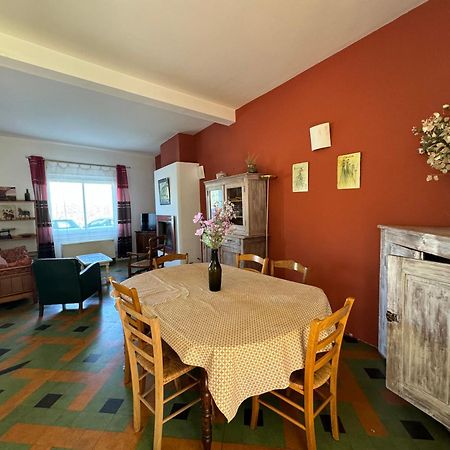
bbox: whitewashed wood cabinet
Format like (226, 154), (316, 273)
(203, 173), (266, 265)
(379, 225), (450, 428)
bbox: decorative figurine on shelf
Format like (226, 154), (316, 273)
(245, 153), (258, 173)
(193, 201), (235, 292)
(24, 189), (31, 201)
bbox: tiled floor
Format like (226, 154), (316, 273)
(0, 262), (449, 449)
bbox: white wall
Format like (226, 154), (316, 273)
(154, 162), (201, 262)
(0, 134), (155, 253)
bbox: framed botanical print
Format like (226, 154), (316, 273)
(158, 178), (171, 205)
(292, 162), (309, 192)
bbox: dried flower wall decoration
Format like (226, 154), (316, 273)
(412, 104), (450, 181)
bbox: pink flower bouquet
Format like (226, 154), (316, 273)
(193, 201), (235, 249)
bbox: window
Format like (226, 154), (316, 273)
(46, 162), (117, 256)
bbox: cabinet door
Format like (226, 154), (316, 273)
(206, 186), (224, 219)
(225, 183), (246, 234)
(220, 245), (238, 266)
(386, 256), (450, 427)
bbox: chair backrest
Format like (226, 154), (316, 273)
(148, 235), (166, 258)
(153, 253), (189, 269)
(110, 278), (143, 333)
(115, 297), (164, 385)
(236, 253), (269, 274)
(32, 258), (82, 300)
(303, 297), (355, 390)
(270, 259), (309, 284)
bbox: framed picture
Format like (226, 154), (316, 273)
(158, 178), (171, 205)
(0, 186), (16, 201)
(0, 204), (16, 220)
(310, 123), (331, 151)
(292, 162), (309, 192)
(337, 152), (361, 189)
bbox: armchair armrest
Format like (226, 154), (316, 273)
(79, 262), (101, 298)
(127, 252), (149, 262)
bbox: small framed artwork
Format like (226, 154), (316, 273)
(337, 152), (361, 189)
(310, 123), (331, 151)
(158, 178), (171, 205)
(292, 162), (309, 192)
(0, 204), (16, 220)
(0, 186), (16, 201)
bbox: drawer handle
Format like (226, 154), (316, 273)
(386, 311), (398, 323)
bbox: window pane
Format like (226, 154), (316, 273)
(49, 181), (85, 229)
(84, 183), (114, 228)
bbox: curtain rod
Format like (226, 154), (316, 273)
(26, 156), (131, 169)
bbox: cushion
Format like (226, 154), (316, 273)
(0, 255), (7, 268)
(0, 246), (28, 263)
(7, 256), (32, 268)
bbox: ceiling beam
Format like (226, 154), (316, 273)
(0, 32), (235, 125)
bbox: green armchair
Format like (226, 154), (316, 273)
(32, 258), (102, 317)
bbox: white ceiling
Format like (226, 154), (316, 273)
(0, 0), (425, 153)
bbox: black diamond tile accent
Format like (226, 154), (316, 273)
(0, 360), (30, 376)
(320, 414), (345, 433)
(364, 368), (385, 379)
(0, 323), (14, 329)
(35, 324), (51, 331)
(99, 398), (124, 414)
(83, 353), (101, 363)
(0, 348), (10, 357)
(401, 420), (434, 440)
(343, 335), (358, 343)
(244, 407), (263, 427)
(73, 326), (89, 332)
(34, 393), (62, 408)
(169, 402), (190, 420)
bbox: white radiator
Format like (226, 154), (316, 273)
(61, 239), (116, 259)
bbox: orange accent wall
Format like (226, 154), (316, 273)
(159, 133), (197, 168)
(193, 0), (450, 346)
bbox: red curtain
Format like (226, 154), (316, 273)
(28, 156), (55, 258)
(116, 165), (132, 257)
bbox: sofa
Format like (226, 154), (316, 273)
(0, 246), (35, 304)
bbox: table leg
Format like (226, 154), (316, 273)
(201, 368), (212, 450)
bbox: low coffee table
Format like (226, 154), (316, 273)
(75, 252), (113, 285)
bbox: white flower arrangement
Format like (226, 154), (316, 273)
(412, 104), (450, 181)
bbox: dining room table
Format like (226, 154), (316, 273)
(122, 262), (332, 449)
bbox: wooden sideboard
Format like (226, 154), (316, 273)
(378, 225), (450, 428)
(135, 230), (156, 253)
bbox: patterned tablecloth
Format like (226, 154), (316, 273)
(122, 263), (332, 422)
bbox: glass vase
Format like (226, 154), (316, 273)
(208, 248), (222, 292)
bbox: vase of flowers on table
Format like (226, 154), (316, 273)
(412, 103), (450, 181)
(193, 201), (235, 291)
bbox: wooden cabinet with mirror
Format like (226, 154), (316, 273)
(203, 173), (266, 265)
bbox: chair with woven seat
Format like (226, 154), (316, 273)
(110, 278), (176, 386)
(110, 278), (144, 384)
(153, 253), (189, 269)
(270, 259), (309, 284)
(127, 235), (166, 277)
(236, 253), (269, 274)
(115, 292), (201, 450)
(250, 297), (355, 450)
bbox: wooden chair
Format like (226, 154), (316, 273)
(270, 259), (309, 284)
(127, 235), (166, 277)
(115, 295), (201, 450)
(236, 253), (269, 274)
(153, 253), (189, 269)
(250, 297), (355, 450)
(110, 278), (144, 385)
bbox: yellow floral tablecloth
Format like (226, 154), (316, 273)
(123, 263), (332, 422)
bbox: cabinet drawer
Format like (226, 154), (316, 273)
(222, 236), (241, 250)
